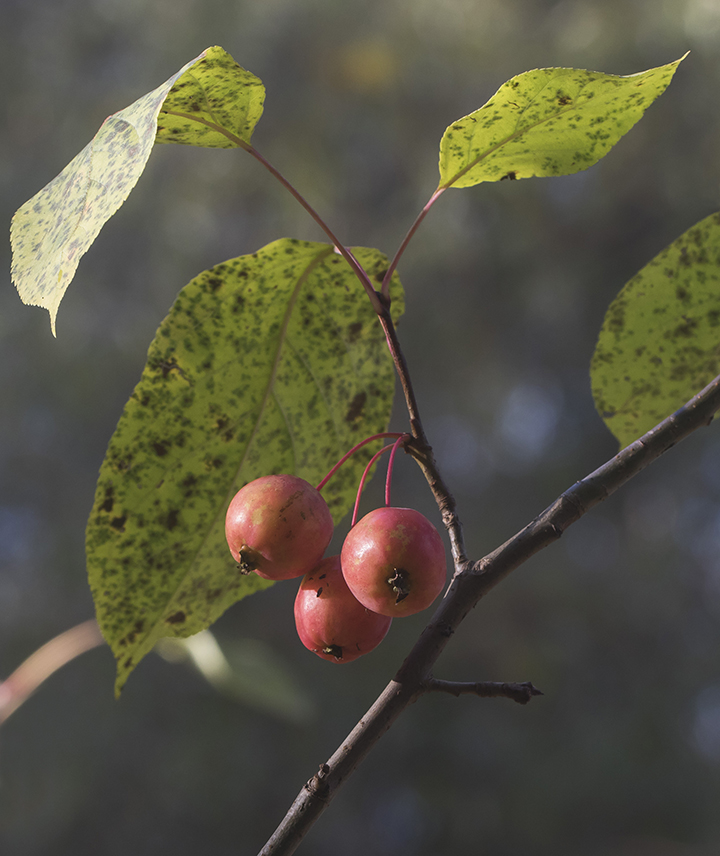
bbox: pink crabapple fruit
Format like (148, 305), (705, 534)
(294, 555), (392, 662)
(340, 506), (447, 617)
(225, 474), (334, 580)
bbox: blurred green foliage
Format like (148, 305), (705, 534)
(2, 1), (720, 854)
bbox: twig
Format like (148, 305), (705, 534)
(377, 311), (468, 567)
(0, 619), (104, 726)
(258, 371), (720, 856)
(423, 678), (543, 705)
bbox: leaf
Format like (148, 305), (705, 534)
(85, 239), (403, 695)
(438, 55), (686, 189)
(10, 46), (263, 336)
(156, 46), (264, 147)
(591, 211), (720, 448)
(156, 631), (315, 724)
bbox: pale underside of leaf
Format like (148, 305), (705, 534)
(10, 46), (262, 335)
(85, 239), (403, 694)
(438, 55), (686, 190)
(156, 631), (315, 723)
(591, 211), (720, 448)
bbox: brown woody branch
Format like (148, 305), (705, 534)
(423, 678), (543, 704)
(377, 310), (468, 568)
(259, 365), (720, 856)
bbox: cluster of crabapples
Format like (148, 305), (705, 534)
(224, 445), (447, 663)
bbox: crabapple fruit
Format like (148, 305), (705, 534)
(225, 474), (333, 580)
(340, 506), (446, 617)
(294, 555), (392, 662)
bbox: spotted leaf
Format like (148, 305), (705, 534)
(438, 56), (685, 189)
(85, 239), (403, 695)
(155, 45), (264, 147)
(10, 46), (262, 335)
(591, 212), (720, 448)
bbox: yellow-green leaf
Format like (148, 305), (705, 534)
(591, 211), (720, 448)
(438, 56), (686, 189)
(10, 46), (262, 336)
(85, 239), (403, 695)
(156, 45), (264, 147)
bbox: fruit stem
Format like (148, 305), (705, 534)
(384, 434), (408, 507)
(351, 444), (395, 527)
(316, 433), (405, 492)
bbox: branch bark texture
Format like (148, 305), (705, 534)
(259, 370), (720, 856)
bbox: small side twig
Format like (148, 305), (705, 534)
(423, 678), (543, 705)
(0, 619), (104, 726)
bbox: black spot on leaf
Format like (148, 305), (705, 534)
(672, 318), (698, 338)
(181, 473), (198, 496)
(345, 391), (367, 423)
(101, 487), (115, 513)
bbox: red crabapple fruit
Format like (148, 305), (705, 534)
(340, 506), (446, 617)
(294, 555), (392, 662)
(225, 474), (333, 580)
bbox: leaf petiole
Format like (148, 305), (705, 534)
(164, 109), (383, 313)
(381, 188), (446, 299)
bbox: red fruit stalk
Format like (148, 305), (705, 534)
(294, 556), (392, 662)
(225, 475), (333, 580)
(351, 443), (395, 526)
(315, 432), (406, 492)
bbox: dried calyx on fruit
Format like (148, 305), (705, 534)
(294, 555), (392, 662)
(340, 506), (446, 617)
(225, 474), (334, 581)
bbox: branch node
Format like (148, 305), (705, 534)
(304, 764), (331, 800)
(375, 289), (392, 312)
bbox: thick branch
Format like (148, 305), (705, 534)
(258, 372), (720, 856)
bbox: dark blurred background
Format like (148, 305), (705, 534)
(3, 1), (720, 854)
